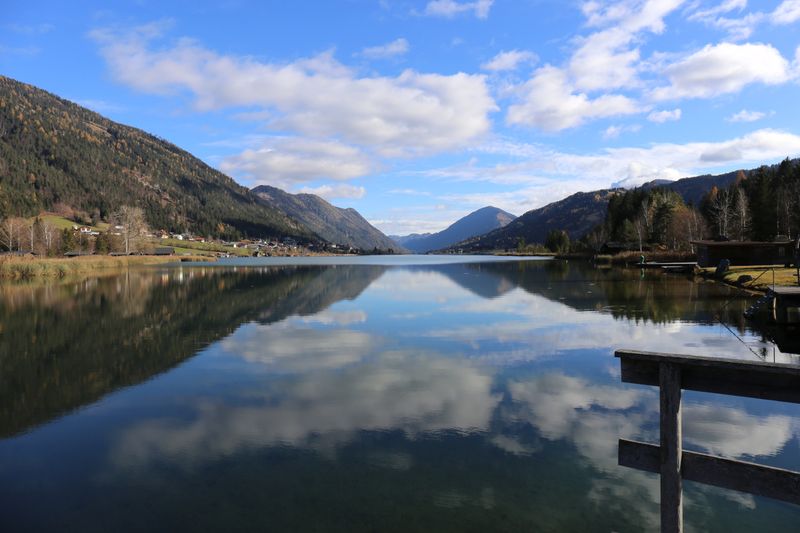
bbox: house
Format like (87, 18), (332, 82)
(691, 240), (797, 268)
(154, 247), (175, 256)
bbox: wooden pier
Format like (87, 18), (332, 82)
(615, 350), (800, 532)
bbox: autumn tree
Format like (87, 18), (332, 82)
(114, 206), (149, 254)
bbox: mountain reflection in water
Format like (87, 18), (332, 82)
(0, 258), (798, 532)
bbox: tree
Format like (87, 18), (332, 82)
(40, 220), (58, 255)
(95, 232), (111, 254)
(60, 228), (76, 253)
(545, 229), (570, 253)
(114, 206), (148, 254)
(0, 217), (24, 251)
(709, 187), (732, 238)
(667, 205), (707, 251)
(731, 187), (750, 241)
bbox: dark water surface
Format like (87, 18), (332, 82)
(1, 256), (798, 532)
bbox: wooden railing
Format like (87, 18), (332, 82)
(615, 350), (800, 532)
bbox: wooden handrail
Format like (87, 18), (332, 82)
(615, 350), (800, 532)
(616, 349), (800, 404)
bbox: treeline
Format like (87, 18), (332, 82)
(0, 76), (310, 241)
(0, 206), (150, 255)
(581, 158), (800, 252)
(702, 159), (800, 241)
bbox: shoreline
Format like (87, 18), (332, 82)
(0, 254), (213, 281)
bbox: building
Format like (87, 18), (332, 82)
(691, 240), (797, 268)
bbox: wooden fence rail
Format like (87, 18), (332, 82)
(615, 350), (800, 532)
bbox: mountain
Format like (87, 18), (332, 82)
(251, 185), (399, 251)
(389, 233), (431, 247)
(456, 191), (618, 251)
(452, 164), (775, 251)
(643, 170), (741, 206)
(396, 206), (516, 253)
(0, 75), (311, 240)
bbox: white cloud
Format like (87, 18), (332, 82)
(570, 0), (685, 91)
(726, 109), (768, 122)
(687, 0), (747, 21)
(359, 38), (409, 59)
(687, 0), (763, 40)
(647, 108), (681, 122)
(481, 50), (538, 72)
(423, 0), (494, 19)
(652, 42), (792, 100)
(418, 128), (800, 214)
(771, 0), (800, 24)
(507, 66), (641, 131)
(90, 24), (496, 157)
(505, 1), (683, 131)
(298, 183), (367, 200)
(603, 124), (642, 139)
(220, 137), (374, 188)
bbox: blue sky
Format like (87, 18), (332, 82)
(3, 1), (800, 235)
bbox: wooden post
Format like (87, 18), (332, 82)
(660, 362), (682, 533)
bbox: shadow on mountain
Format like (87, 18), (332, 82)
(0, 265), (386, 438)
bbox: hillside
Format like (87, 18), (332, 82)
(398, 206), (516, 253)
(0, 75), (311, 240)
(251, 185), (399, 251)
(456, 191), (617, 251)
(452, 163), (783, 251)
(644, 170), (741, 206)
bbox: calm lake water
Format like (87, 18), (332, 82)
(1, 256), (798, 532)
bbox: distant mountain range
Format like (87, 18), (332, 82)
(252, 185), (399, 251)
(452, 169), (746, 251)
(392, 206), (515, 253)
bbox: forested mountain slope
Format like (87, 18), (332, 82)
(252, 185), (399, 251)
(0, 75), (310, 240)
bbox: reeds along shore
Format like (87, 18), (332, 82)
(0, 255), (204, 280)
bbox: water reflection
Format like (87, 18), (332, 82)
(113, 350), (499, 468)
(0, 265), (385, 437)
(1, 259), (798, 532)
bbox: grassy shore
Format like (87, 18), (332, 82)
(0, 254), (210, 280)
(700, 265), (800, 291)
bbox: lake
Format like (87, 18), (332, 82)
(1, 256), (798, 532)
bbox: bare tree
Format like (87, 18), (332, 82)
(114, 206), (148, 254)
(710, 188), (732, 238)
(633, 214), (646, 252)
(0, 217), (23, 251)
(640, 197), (651, 237)
(731, 188), (750, 241)
(28, 220), (36, 252)
(41, 221), (57, 255)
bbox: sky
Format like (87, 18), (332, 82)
(2, 1), (800, 235)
